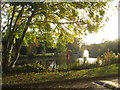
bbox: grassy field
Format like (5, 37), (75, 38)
(2, 63), (119, 85)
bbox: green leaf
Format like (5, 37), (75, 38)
(99, 9), (105, 16)
(15, 34), (19, 39)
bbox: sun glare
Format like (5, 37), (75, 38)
(82, 0), (118, 45)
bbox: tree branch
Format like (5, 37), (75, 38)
(8, 5), (16, 32)
(2, 25), (7, 32)
(30, 20), (84, 25)
(11, 10), (36, 66)
(12, 5), (24, 32)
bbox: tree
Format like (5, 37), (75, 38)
(67, 38), (81, 54)
(87, 39), (118, 58)
(2, 2), (108, 72)
(55, 42), (67, 56)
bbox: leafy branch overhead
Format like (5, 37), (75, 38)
(2, 2), (108, 45)
(2, 2), (108, 70)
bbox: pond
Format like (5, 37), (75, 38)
(18, 55), (98, 70)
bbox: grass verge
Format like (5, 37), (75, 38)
(2, 63), (119, 85)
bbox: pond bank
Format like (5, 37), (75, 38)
(2, 64), (119, 86)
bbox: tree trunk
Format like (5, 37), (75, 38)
(2, 5), (24, 72)
(2, 35), (15, 72)
(11, 11), (35, 67)
(2, 5), (16, 72)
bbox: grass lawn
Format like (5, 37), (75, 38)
(2, 63), (119, 85)
(20, 53), (54, 57)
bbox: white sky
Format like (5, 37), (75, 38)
(82, 0), (118, 45)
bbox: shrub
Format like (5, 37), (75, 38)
(110, 53), (118, 64)
(11, 63), (46, 73)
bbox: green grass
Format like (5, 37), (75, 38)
(35, 53), (54, 56)
(2, 63), (119, 85)
(20, 53), (54, 57)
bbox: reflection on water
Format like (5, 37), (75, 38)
(77, 58), (97, 64)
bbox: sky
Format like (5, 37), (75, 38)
(82, 0), (118, 45)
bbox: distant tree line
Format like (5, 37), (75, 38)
(86, 39), (119, 58)
(19, 38), (119, 58)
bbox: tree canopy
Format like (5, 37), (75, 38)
(2, 2), (109, 72)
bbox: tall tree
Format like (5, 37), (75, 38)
(2, 2), (108, 72)
(67, 38), (81, 54)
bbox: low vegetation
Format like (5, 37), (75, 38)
(3, 63), (119, 85)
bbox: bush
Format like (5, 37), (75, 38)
(110, 53), (118, 64)
(11, 63), (46, 73)
(68, 61), (105, 71)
